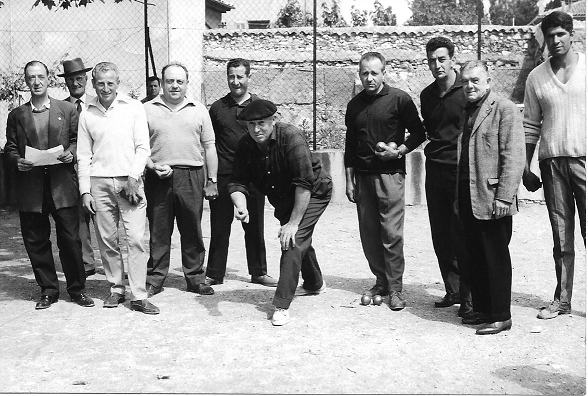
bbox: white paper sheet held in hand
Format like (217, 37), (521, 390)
(25, 145), (64, 166)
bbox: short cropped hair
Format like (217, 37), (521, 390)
(359, 52), (386, 70)
(461, 60), (489, 75)
(24, 60), (49, 78)
(227, 58), (251, 75)
(541, 11), (574, 35)
(92, 62), (120, 80)
(146, 75), (160, 84)
(161, 62), (189, 81)
(426, 37), (455, 58)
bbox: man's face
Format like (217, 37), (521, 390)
(147, 80), (160, 97)
(162, 66), (188, 104)
(92, 69), (119, 108)
(461, 66), (490, 102)
(247, 116), (274, 145)
(359, 58), (385, 95)
(227, 65), (250, 98)
(427, 47), (453, 81)
(25, 64), (48, 98)
(545, 26), (573, 58)
(65, 72), (88, 99)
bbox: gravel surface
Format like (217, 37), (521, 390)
(0, 200), (585, 394)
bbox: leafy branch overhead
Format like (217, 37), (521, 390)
(32, 0), (130, 10)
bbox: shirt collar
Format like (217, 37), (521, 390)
(88, 92), (133, 112)
(69, 93), (87, 105)
(431, 69), (463, 96)
(150, 94), (196, 111)
(30, 97), (50, 111)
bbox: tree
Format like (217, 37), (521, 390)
(322, 0), (348, 27)
(407, 0), (486, 25)
(350, 5), (369, 26)
(544, 0), (563, 10)
(275, 0), (314, 28)
(489, 0), (538, 25)
(33, 0), (129, 10)
(371, 0), (396, 26)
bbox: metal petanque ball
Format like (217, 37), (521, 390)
(372, 295), (383, 305)
(360, 295), (371, 305)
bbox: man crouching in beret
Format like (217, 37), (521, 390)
(228, 99), (332, 326)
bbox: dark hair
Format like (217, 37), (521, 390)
(359, 52), (386, 70)
(24, 60), (49, 78)
(426, 36), (455, 58)
(146, 76), (160, 84)
(461, 60), (489, 75)
(161, 62), (189, 81)
(541, 11), (573, 35)
(226, 58), (251, 75)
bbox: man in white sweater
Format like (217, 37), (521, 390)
(143, 62), (219, 297)
(522, 11), (586, 320)
(78, 62), (159, 314)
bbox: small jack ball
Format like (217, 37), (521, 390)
(360, 295), (371, 305)
(372, 295), (383, 305)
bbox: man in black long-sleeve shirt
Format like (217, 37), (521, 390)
(344, 52), (426, 310)
(420, 37), (472, 318)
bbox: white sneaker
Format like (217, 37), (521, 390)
(271, 307), (290, 326)
(294, 280), (327, 296)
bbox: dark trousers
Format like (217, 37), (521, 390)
(273, 186), (331, 309)
(355, 173), (405, 293)
(540, 157), (586, 305)
(19, 174), (85, 298)
(145, 167), (206, 289)
(458, 184), (512, 322)
(206, 174), (267, 280)
(425, 161), (471, 302)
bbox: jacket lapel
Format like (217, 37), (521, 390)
(48, 98), (63, 148)
(20, 103), (39, 148)
(471, 93), (495, 135)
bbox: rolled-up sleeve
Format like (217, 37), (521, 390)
(284, 130), (314, 191)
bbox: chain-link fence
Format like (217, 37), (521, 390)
(2, 0), (582, 154)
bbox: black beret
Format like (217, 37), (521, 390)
(237, 99), (277, 121)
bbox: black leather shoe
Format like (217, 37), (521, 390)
(71, 293), (95, 307)
(457, 301), (474, 318)
(131, 299), (160, 315)
(366, 284), (390, 297)
(388, 291), (406, 311)
(85, 268), (96, 277)
(103, 292), (125, 308)
(187, 283), (214, 295)
(476, 319), (512, 335)
(462, 311), (486, 325)
(146, 284), (163, 298)
(35, 295), (58, 310)
(251, 275), (278, 287)
(434, 293), (460, 308)
(205, 277), (223, 286)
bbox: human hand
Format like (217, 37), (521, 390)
(17, 158), (34, 172)
(493, 200), (510, 219)
(57, 150), (74, 163)
(278, 223), (298, 251)
(204, 180), (218, 200)
(122, 176), (142, 205)
(235, 206), (249, 223)
(374, 141), (401, 161)
(154, 163), (173, 179)
(522, 170), (542, 192)
(82, 193), (96, 216)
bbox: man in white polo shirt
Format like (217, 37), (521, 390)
(522, 11), (586, 320)
(143, 62), (219, 297)
(77, 61), (159, 314)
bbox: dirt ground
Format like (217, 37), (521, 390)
(0, 200), (585, 395)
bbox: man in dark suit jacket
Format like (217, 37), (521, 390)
(3, 60), (94, 310)
(59, 57), (98, 278)
(457, 60), (525, 335)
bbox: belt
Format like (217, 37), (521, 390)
(171, 165), (201, 170)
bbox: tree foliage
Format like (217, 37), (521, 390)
(33, 0), (129, 10)
(350, 5), (368, 26)
(407, 0), (486, 25)
(371, 0), (396, 26)
(489, 0), (538, 25)
(322, 0), (348, 27)
(275, 0), (314, 28)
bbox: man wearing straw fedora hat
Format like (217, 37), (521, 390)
(59, 57), (98, 279)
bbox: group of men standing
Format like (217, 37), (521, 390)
(4, 11), (584, 329)
(344, 11), (585, 335)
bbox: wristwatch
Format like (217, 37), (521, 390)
(208, 177), (217, 183)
